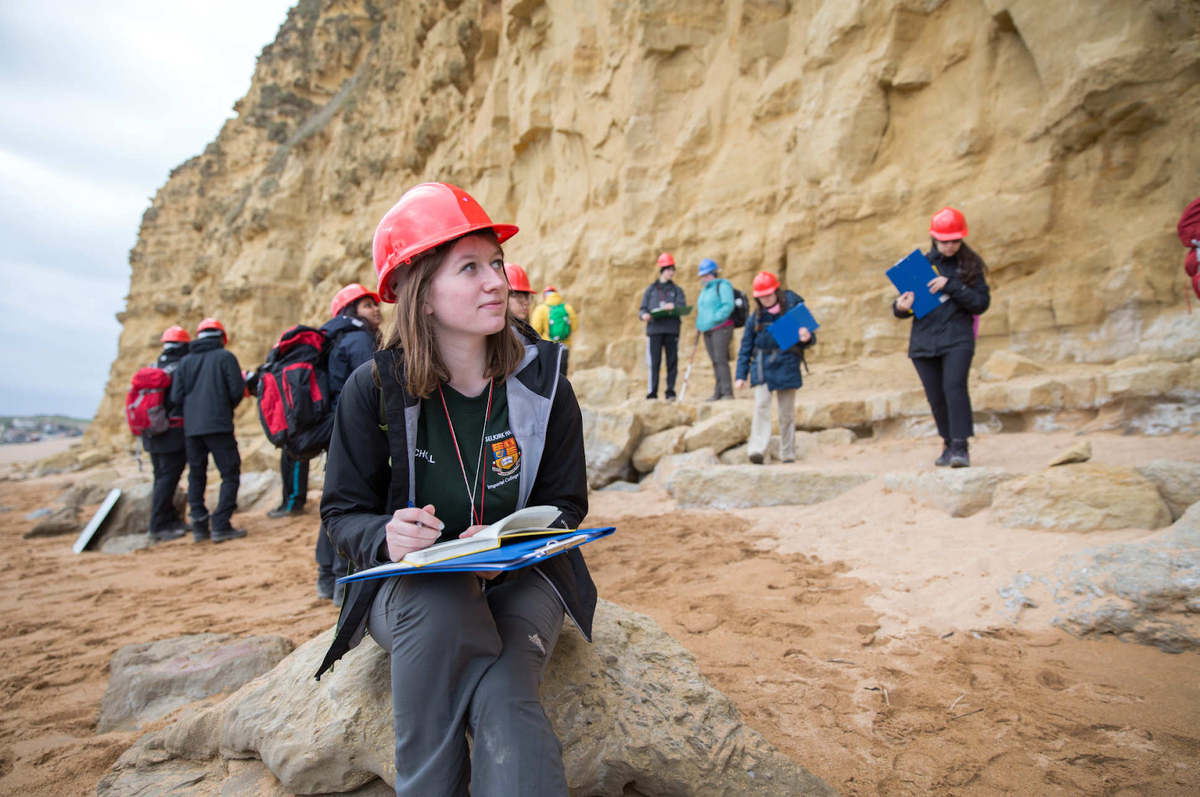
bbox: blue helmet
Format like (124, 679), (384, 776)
(698, 258), (718, 276)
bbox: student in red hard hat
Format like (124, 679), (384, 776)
(735, 271), (816, 463)
(144, 326), (191, 542)
(503, 263), (534, 323)
(170, 318), (248, 542)
(530, 283), (577, 376)
(893, 207), (991, 468)
(317, 182), (592, 794)
(639, 252), (687, 399)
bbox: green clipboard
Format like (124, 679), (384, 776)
(649, 304), (693, 319)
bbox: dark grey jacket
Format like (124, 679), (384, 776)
(169, 334), (244, 437)
(893, 245), (991, 358)
(316, 330), (592, 679)
(639, 280), (688, 335)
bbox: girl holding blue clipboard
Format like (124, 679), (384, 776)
(316, 183), (594, 796)
(892, 207), (991, 468)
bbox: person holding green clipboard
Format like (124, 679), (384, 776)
(638, 252), (689, 400)
(316, 182), (594, 796)
(892, 207), (991, 468)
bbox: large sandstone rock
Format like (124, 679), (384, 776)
(642, 448), (720, 491)
(991, 464), (1172, 532)
(98, 601), (837, 797)
(570, 366), (630, 407)
(980, 350), (1046, 381)
(580, 406), (642, 489)
(883, 468), (1017, 518)
(1136, 459), (1200, 521)
(622, 398), (696, 436)
(631, 426), (687, 473)
(98, 634), (294, 733)
(682, 409), (751, 454)
(668, 465), (872, 509)
(1047, 440), (1091, 467)
(815, 428), (855, 446)
(998, 503), (1200, 654)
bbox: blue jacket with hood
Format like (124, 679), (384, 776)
(735, 290), (817, 391)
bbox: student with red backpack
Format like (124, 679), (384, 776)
(127, 326), (191, 542)
(170, 318), (248, 543)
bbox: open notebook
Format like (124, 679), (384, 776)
(399, 505), (565, 566)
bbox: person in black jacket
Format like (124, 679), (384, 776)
(318, 182), (592, 796)
(169, 317), (248, 543)
(309, 283), (382, 602)
(639, 252), (688, 400)
(146, 326), (191, 542)
(893, 207), (991, 467)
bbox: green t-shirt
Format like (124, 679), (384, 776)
(415, 379), (522, 543)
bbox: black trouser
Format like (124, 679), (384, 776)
(279, 450), (309, 511)
(911, 349), (975, 444)
(185, 433), (241, 531)
(315, 524), (349, 591)
(149, 450), (187, 532)
(646, 333), (679, 397)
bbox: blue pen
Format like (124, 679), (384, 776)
(407, 500), (420, 527)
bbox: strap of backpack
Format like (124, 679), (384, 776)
(378, 382), (387, 434)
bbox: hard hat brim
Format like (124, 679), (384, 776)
(377, 222), (519, 303)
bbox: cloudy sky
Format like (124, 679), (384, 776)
(0, 0), (296, 418)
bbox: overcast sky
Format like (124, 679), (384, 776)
(0, 0), (297, 418)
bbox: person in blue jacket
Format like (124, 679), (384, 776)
(694, 258), (737, 401)
(735, 271), (815, 464)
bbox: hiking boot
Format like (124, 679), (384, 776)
(150, 521), (188, 543)
(317, 582), (334, 601)
(934, 443), (953, 467)
(211, 527), (248, 543)
(267, 505), (304, 519)
(665, 392), (677, 401)
(646, 392), (658, 400)
(705, 394), (720, 402)
(749, 451), (764, 465)
(949, 440), (970, 468)
(192, 520), (210, 543)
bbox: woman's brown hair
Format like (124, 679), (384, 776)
(376, 232), (526, 398)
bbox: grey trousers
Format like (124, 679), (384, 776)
(367, 570), (567, 797)
(703, 325), (734, 398)
(749, 384), (797, 461)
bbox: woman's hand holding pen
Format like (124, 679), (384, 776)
(460, 524), (501, 580)
(385, 503), (443, 562)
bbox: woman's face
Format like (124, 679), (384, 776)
(424, 234), (509, 339)
(935, 239), (962, 257)
(355, 297), (383, 331)
(759, 291), (778, 308)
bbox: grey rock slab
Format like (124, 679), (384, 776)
(94, 481), (186, 546)
(1136, 459), (1200, 521)
(24, 504), (81, 538)
(238, 470), (282, 512)
(98, 633), (294, 733)
(815, 428), (856, 446)
(98, 601), (837, 797)
(883, 468), (1017, 518)
(668, 465), (872, 509)
(643, 448), (720, 491)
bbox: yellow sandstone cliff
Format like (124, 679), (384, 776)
(88, 0), (1200, 451)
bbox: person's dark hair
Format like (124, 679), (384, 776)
(375, 232), (525, 399)
(931, 238), (988, 286)
(753, 289), (787, 331)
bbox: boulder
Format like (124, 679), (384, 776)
(581, 406), (643, 489)
(990, 464), (1172, 532)
(998, 503), (1200, 654)
(25, 503), (82, 538)
(815, 428), (855, 446)
(571, 366), (630, 406)
(668, 465), (872, 509)
(66, 468), (122, 504)
(695, 399), (755, 423)
(631, 426), (687, 473)
(98, 601), (837, 797)
(642, 448), (720, 491)
(622, 398), (697, 436)
(883, 468), (1017, 518)
(95, 481), (187, 546)
(1136, 459), (1200, 521)
(76, 448), (111, 469)
(1047, 440), (1091, 467)
(97, 633), (295, 733)
(35, 448), (81, 476)
(979, 350), (1046, 381)
(682, 409), (751, 454)
(238, 471), (282, 512)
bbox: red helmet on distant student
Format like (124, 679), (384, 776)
(330, 283), (380, 317)
(160, 326), (190, 343)
(657, 252), (675, 269)
(372, 183), (519, 304)
(930, 207), (968, 241)
(752, 271), (781, 298)
(197, 318), (227, 344)
(543, 285), (557, 296)
(504, 263), (532, 293)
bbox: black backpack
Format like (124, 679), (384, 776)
(255, 325), (344, 460)
(730, 287), (750, 328)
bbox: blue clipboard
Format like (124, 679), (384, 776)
(766, 303), (819, 350)
(886, 249), (948, 319)
(337, 527), (615, 584)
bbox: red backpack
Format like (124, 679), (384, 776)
(1178, 197), (1200, 302)
(255, 325), (341, 460)
(125, 367), (179, 436)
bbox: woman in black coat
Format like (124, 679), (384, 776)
(893, 207), (990, 467)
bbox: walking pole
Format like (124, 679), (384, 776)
(678, 330), (702, 403)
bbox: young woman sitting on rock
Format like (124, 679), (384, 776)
(893, 207), (991, 468)
(316, 182), (594, 796)
(734, 271), (816, 464)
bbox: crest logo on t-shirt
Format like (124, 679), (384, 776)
(490, 436), (520, 476)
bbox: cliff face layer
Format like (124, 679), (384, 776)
(91, 0), (1200, 448)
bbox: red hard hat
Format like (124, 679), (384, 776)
(930, 207), (968, 241)
(504, 263), (532, 293)
(372, 183), (519, 303)
(197, 318), (227, 344)
(161, 325), (190, 343)
(331, 283), (380, 317)
(752, 271), (781, 298)
(657, 252), (675, 269)
(543, 285), (556, 295)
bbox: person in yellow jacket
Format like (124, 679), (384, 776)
(530, 285), (577, 376)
